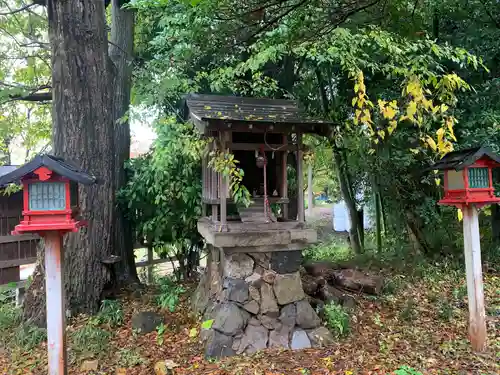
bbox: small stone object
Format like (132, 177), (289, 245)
(295, 300), (321, 329)
(223, 253), (254, 279)
(243, 300), (260, 314)
(131, 311), (164, 334)
(212, 303), (249, 335)
(269, 326), (291, 349)
(279, 303), (297, 327)
(205, 331), (235, 358)
(236, 323), (269, 354)
(262, 270), (277, 284)
(224, 278), (249, 304)
(307, 326), (335, 348)
(291, 329), (311, 350)
(260, 283), (279, 315)
(80, 360), (99, 372)
(273, 272), (305, 305)
(271, 251), (303, 274)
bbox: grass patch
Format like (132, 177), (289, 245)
(90, 299), (124, 327)
(116, 348), (148, 367)
(0, 303), (21, 333)
(323, 302), (350, 337)
(303, 235), (352, 262)
(156, 276), (185, 312)
(13, 324), (47, 351)
(70, 324), (111, 360)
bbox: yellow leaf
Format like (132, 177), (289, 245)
(378, 130), (385, 139)
(368, 148), (376, 155)
(352, 97), (357, 106)
(189, 328), (198, 338)
(407, 101), (417, 119)
(204, 105), (212, 110)
(426, 136), (437, 151)
(435, 178), (441, 186)
(458, 209), (463, 222)
(410, 148), (419, 154)
(441, 104), (449, 113)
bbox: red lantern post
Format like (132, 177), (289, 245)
(0, 155), (96, 375)
(433, 147), (500, 352)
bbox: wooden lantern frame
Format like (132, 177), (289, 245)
(434, 147), (500, 208)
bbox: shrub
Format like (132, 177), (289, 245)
(90, 300), (124, 327)
(0, 303), (21, 332)
(323, 302), (350, 337)
(70, 325), (110, 359)
(437, 299), (454, 321)
(156, 276), (185, 312)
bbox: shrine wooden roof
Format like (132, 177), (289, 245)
(432, 147), (500, 170)
(0, 154), (97, 185)
(184, 94), (332, 134)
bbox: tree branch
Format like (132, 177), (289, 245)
(0, 2), (36, 16)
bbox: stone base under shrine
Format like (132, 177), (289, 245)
(192, 246), (333, 358)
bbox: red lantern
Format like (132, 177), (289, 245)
(0, 154), (96, 234)
(433, 147), (500, 208)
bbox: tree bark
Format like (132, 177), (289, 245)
(333, 148), (363, 254)
(24, 0), (115, 324)
(109, 0), (139, 285)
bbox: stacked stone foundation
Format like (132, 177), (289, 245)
(193, 247), (332, 358)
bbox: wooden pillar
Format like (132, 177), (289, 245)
(44, 231), (67, 375)
(219, 131), (231, 229)
(297, 132), (305, 223)
(281, 135), (288, 219)
(307, 162), (313, 216)
(462, 204), (487, 352)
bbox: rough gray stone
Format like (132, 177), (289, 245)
(245, 272), (262, 286)
(273, 272), (305, 305)
(248, 317), (261, 326)
(212, 303), (249, 336)
(295, 300), (321, 329)
(131, 311), (164, 334)
(205, 331), (235, 358)
(249, 285), (260, 302)
(260, 314), (282, 330)
(307, 326), (335, 348)
(243, 300), (260, 314)
(248, 252), (270, 269)
(268, 326), (291, 349)
(291, 329), (311, 350)
(271, 251), (303, 274)
(192, 273), (210, 315)
(223, 253), (254, 279)
(279, 303), (297, 328)
(260, 283), (279, 315)
(224, 278), (249, 303)
(236, 323), (269, 354)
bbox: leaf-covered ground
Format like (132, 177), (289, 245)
(1, 266), (498, 375)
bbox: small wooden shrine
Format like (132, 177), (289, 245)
(186, 94), (334, 357)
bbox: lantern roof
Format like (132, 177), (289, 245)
(0, 154), (97, 185)
(431, 147), (500, 171)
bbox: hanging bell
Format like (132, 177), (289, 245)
(256, 155), (266, 168)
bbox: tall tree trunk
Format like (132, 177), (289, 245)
(333, 148), (363, 254)
(24, 0), (115, 324)
(109, 0), (139, 285)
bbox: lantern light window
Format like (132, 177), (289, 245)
(468, 167), (489, 188)
(29, 182), (66, 211)
(447, 169), (464, 190)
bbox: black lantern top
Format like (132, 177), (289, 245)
(0, 154), (96, 186)
(431, 147), (500, 171)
